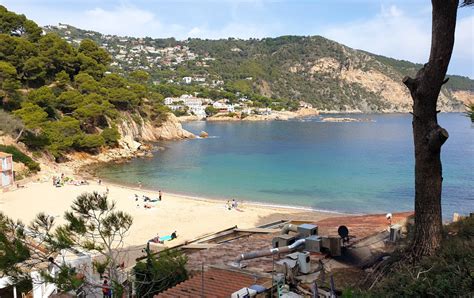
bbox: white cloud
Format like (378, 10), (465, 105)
(321, 5), (473, 77)
(322, 5), (431, 63)
(71, 5), (187, 38)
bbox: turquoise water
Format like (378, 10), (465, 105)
(96, 114), (473, 218)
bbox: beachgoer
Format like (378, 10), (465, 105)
(138, 181), (142, 188)
(98, 179), (102, 185)
(159, 190), (162, 201)
(226, 201), (231, 210)
(102, 280), (111, 298)
(171, 231), (177, 240)
(386, 213), (393, 226)
(232, 199), (237, 209)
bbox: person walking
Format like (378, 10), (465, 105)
(102, 279), (111, 298)
(159, 190), (162, 201)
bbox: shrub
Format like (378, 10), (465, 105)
(0, 145), (40, 172)
(134, 250), (188, 297)
(205, 106), (218, 116)
(101, 127), (121, 147)
(366, 216), (474, 297)
(77, 134), (105, 151)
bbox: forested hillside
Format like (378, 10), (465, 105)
(0, 6), (172, 161)
(45, 24), (474, 112)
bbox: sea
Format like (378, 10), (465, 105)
(96, 113), (473, 219)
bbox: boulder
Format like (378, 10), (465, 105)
(199, 131), (209, 138)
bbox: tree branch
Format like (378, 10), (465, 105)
(403, 76), (418, 93)
(427, 126), (449, 152)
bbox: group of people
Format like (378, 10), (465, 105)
(134, 190), (163, 209)
(226, 199), (239, 210)
(52, 174), (89, 187)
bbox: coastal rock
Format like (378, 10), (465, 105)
(321, 117), (370, 122)
(117, 112), (195, 142)
(178, 115), (201, 122)
(199, 131), (209, 138)
(207, 114), (241, 122)
(147, 113), (195, 140)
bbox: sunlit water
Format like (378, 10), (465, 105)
(96, 113), (473, 218)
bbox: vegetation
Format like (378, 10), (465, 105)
(0, 6), (170, 160)
(45, 24), (474, 112)
(363, 216), (474, 297)
(0, 192), (134, 296)
(134, 249), (188, 297)
(0, 144), (40, 172)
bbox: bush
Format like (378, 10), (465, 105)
(205, 106), (218, 116)
(134, 250), (188, 297)
(77, 134), (105, 151)
(366, 216), (474, 297)
(101, 127), (121, 147)
(0, 145), (40, 172)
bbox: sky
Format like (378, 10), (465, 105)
(1, 0), (473, 77)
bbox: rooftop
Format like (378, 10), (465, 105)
(184, 212), (413, 274)
(156, 267), (270, 298)
(0, 152), (12, 158)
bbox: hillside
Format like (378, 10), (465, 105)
(0, 6), (192, 167)
(44, 24), (474, 112)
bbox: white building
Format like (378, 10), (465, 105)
(256, 108), (272, 115)
(182, 77), (192, 84)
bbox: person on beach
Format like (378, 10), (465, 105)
(159, 190), (162, 201)
(138, 181), (142, 188)
(226, 200), (232, 210)
(102, 280), (111, 298)
(232, 199), (237, 209)
(98, 179), (102, 185)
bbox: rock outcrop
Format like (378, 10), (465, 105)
(117, 113), (194, 148)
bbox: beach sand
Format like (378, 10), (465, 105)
(0, 181), (336, 248)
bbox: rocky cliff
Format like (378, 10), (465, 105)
(116, 113), (194, 151)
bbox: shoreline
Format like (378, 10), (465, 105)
(90, 177), (354, 217)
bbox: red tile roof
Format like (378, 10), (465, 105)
(156, 267), (269, 298)
(0, 152), (12, 158)
(316, 212), (413, 242)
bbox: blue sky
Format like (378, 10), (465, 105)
(1, 0), (472, 77)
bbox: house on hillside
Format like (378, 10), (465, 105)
(256, 108), (272, 115)
(299, 101), (313, 109)
(0, 152), (14, 190)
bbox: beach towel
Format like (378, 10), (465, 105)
(159, 235), (173, 242)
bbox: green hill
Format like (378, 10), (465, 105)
(0, 6), (169, 161)
(44, 24), (473, 112)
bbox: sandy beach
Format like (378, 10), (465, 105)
(0, 180), (335, 248)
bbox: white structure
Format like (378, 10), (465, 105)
(182, 77), (192, 84)
(31, 249), (94, 298)
(165, 95), (207, 118)
(241, 108), (253, 115)
(256, 108), (272, 115)
(0, 152), (14, 190)
(299, 101), (313, 109)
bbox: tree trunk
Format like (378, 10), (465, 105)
(403, 0), (458, 258)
